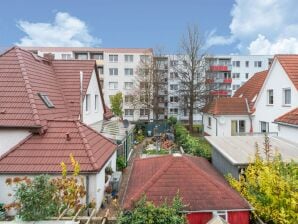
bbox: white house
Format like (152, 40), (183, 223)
(252, 55), (298, 133)
(274, 108), (298, 144)
(203, 70), (268, 136)
(0, 47), (117, 209)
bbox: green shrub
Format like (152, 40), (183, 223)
(117, 156), (126, 171)
(167, 116), (178, 127)
(174, 123), (211, 159)
(135, 130), (145, 143)
(117, 195), (186, 224)
(9, 175), (59, 221)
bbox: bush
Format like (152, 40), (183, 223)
(6, 175), (59, 221)
(117, 195), (186, 224)
(117, 156), (126, 171)
(167, 116), (177, 127)
(174, 123), (211, 159)
(135, 130), (145, 143)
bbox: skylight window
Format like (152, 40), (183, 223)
(38, 93), (55, 108)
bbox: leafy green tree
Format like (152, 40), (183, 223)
(227, 135), (298, 224)
(118, 195), (186, 224)
(110, 92), (123, 117)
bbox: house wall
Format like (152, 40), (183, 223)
(187, 211), (249, 224)
(211, 147), (241, 179)
(0, 129), (31, 156)
(203, 114), (250, 136)
(83, 70), (104, 125)
(253, 60), (298, 133)
(278, 125), (298, 144)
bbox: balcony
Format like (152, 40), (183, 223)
(209, 65), (231, 72)
(210, 90), (229, 96)
(223, 78), (232, 83)
(96, 59), (104, 66)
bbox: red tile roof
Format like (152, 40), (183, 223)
(0, 47), (104, 128)
(276, 55), (298, 89)
(22, 47), (153, 54)
(274, 108), (298, 126)
(123, 155), (251, 211)
(0, 120), (116, 173)
(203, 97), (249, 115)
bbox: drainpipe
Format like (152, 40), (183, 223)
(202, 113), (204, 135)
(213, 115), (218, 136)
(86, 175), (89, 205)
(245, 98), (253, 135)
(80, 71), (84, 122)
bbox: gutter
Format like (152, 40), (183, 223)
(182, 208), (253, 214)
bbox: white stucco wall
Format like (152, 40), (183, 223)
(83, 70), (104, 125)
(0, 129), (31, 156)
(203, 114), (251, 136)
(253, 60), (298, 133)
(278, 125), (298, 144)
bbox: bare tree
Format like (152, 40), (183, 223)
(132, 49), (168, 121)
(172, 25), (214, 131)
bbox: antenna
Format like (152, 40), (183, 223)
(80, 71), (83, 122)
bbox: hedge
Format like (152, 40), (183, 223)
(174, 123), (211, 160)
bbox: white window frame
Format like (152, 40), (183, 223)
(61, 54), (72, 60)
(124, 82), (133, 90)
(125, 68), (133, 76)
(85, 94), (91, 113)
(267, 89), (274, 105)
(282, 88), (291, 106)
(124, 55), (134, 62)
(109, 54), (118, 62)
(109, 82), (118, 90)
(94, 94), (99, 112)
(125, 109), (134, 116)
(109, 68), (118, 75)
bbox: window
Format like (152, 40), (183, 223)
(124, 55), (134, 62)
(214, 211), (228, 221)
(170, 72), (178, 79)
(61, 54), (72, 60)
(140, 55), (150, 63)
(90, 53), (103, 60)
(254, 61), (262, 67)
(170, 96), (179, 103)
(140, 109), (149, 116)
(85, 94), (91, 112)
(125, 68), (133, 75)
(98, 67), (104, 75)
(109, 82), (118, 90)
(282, 88), (291, 105)
(125, 109), (134, 116)
(208, 117), (212, 127)
(170, 60), (178, 66)
(94, 95), (99, 111)
(232, 84), (240, 90)
(38, 93), (55, 108)
(170, 84), (178, 91)
(140, 82), (149, 89)
(140, 95), (149, 103)
(170, 108), (178, 114)
(109, 68), (118, 75)
(109, 54), (118, 62)
(245, 73), (249, 79)
(76, 53), (88, 60)
(260, 121), (269, 133)
(267, 89), (274, 105)
(124, 95), (133, 103)
(232, 61), (240, 67)
(124, 82), (133, 90)
(232, 73), (240, 78)
(245, 61), (249, 67)
(239, 120), (245, 133)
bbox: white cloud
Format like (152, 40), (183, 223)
(16, 12), (101, 47)
(206, 0), (298, 54)
(249, 34), (298, 54)
(205, 29), (235, 49)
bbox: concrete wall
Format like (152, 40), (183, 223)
(253, 60), (298, 133)
(83, 70), (104, 125)
(278, 125), (298, 144)
(0, 129), (31, 156)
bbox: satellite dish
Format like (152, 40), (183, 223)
(219, 117), (226, 125)
(123, 119), (129, 128)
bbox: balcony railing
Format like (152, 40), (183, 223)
(210, 90), (229, 96)
(209, 65), (230, 72)
(223, 78), (232, 83)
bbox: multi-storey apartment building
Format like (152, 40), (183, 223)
(24, 47), (153, 121)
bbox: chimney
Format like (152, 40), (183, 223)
(66, 132), (71, 141)
(43, 53), (55, 61)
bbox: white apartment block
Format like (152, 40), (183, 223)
(24, 47), (153, 121)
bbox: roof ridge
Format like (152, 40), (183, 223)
(128, 155), (174, 206)
(276, 56), (298, 90)
(183, 156), (250, 208)
(15, 48), (42, 128)
(75, 120), (99, 170)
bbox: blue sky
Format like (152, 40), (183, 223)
(1, 0), (298, 54)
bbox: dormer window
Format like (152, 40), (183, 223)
(38, 93), (54, 108)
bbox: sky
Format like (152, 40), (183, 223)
(1, 0), (298, 55)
